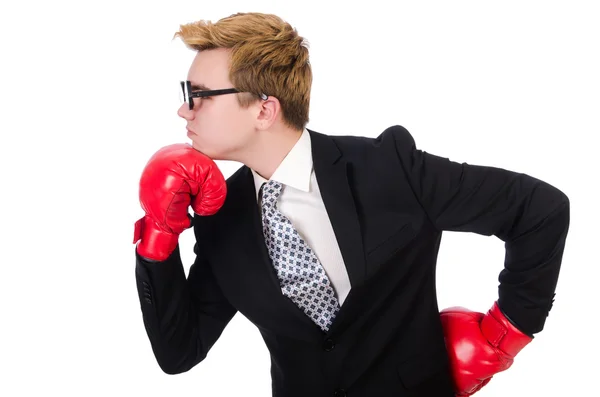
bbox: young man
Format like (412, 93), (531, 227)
(133, 12), (570, 397)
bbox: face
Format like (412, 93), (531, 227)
(177, 48), (259, 160)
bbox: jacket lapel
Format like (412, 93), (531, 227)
(309, 129), (367, 290)
(308, 129), (368, 336)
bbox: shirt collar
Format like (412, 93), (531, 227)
(251, 128), (313, 200)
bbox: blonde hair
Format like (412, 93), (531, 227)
(173, 12), (312, 131)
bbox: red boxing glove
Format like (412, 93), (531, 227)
(133, 143), (227, 261)
(440, 301), (533, 396)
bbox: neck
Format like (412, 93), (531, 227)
(237, 126), (303, 180)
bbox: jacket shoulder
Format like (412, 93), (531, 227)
(313, 125), (416, 156)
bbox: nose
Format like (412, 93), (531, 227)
(177, 103), (194, 120)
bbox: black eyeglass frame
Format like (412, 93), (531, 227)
(180, 80), (268, 110)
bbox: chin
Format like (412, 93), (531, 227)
(190, 141), (208, 155)
(190, 140), (201, 151)
(191, 141), (225, 160)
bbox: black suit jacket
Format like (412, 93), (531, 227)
(135, 125), (570, 397)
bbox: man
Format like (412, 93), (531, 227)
(133, 12), (570, 397)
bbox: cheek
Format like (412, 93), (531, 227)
(231, 105), (256, 130)
(195, 100), (252, 137)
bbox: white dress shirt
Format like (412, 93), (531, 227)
(251, 128), (352, 306)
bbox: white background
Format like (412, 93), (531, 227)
(1, 0), (598, 396)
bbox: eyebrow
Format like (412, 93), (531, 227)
(190, 82), (210, 91)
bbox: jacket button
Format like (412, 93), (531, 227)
(333, 388), (346, 397)
(323, 339), (335, 351)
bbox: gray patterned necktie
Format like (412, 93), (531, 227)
(260, 180), (340, 332)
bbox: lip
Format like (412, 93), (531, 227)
(187, 129), (196, 137)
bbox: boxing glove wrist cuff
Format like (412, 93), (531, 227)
(133, 215), (179, 262)
(480, 301), (533, 358)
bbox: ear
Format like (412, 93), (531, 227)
(256, 96), (280, 130)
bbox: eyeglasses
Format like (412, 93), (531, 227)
(179, 80), (268, 110)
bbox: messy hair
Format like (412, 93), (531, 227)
(173, 12), (312, 131)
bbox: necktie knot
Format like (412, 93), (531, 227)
(261, 180), (283, 209)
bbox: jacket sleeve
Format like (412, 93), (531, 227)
(134, 236), (237, 374)
(388, 125), (570, 336)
